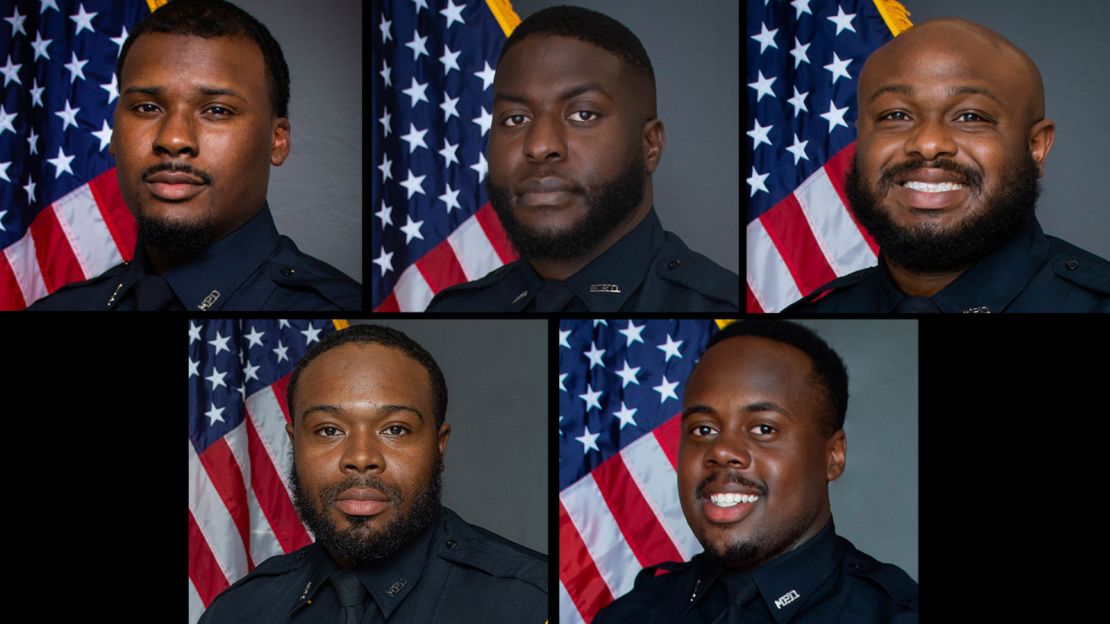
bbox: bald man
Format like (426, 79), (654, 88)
(788, 19), (1110, 313)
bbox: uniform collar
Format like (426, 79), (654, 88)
(295, 508), (439, 620)
(121, 204), (281, 310)
(513, 208), (665, 312)
(876, 218), (1048, 313)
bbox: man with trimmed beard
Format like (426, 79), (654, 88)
(425, 6), (739, 312)
(593, 321), (917, 623)
(198, 325), (547, 623)
(787, 18), (1110, 313)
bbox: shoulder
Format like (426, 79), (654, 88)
(425, 262), (523, 312)
(198, 547), (313, 623)
(25, 262), (129, 311)
(646, 233), (740, 311)
(436, 508), (547, 593)
(253, 237), (362, 311)
(783, 266), (877, 313)
(593, 558), (699, 624)
(1040, 235), (1110, 302)
(838, 539), (919, 614)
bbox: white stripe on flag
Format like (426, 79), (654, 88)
(795, 168), (877, 276)
(3, 231), (48, 303)
(447, 213), (500, 281)
(560, 474), (640, 598)
(245, 386), (295, 496)
(559, 579), (586, 624)
(394, 263), (435, 312)
(747, 219), (802, 312)
(620, 435), (703, 561)
(188, 578), (205, 624)
(188, 439), (249, 586)
(222, 420), (284, 568)
(51, 183), (125, 279)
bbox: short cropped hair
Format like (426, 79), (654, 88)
(701, 321), (849, 436)
(118, 0), (291, 118)
(287, 325), (448, 427)
(500, 5), (656, 99)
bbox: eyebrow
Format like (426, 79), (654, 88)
(681, 401), (793, 420)
(123, 85), (246, 99)
(868, 84), (1003, 105)
(494, 82), (610, 105)
(299, 404), (425, 423)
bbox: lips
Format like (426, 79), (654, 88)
(144, 170), (207, 202)
(698, 479), (764, 525)
(515, 177), (578, 208)
(333, 487), (391, 517)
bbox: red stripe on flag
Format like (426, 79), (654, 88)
(415, 241), (468, 294)
(29, 206), (85, 292)
(823, 143), (879, 256)
(0, 256), (26, 310)
(473, 202), (518, 264)
(269, 375), (293, 424)
(87, 169), (137, 261)
(746, 283), (765, 313)
(559, 500), (615, 623)
(592, 455), (684, 567)
(188, 509), (230, 607)
(759, 196), (837, 296)
(373, 290), (400, 312)
(244, 414), (312, 553)
(653, 413), (683, 470)
(196, 437), (256, 571)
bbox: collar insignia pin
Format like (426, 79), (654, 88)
(300, 581), (312, 600)
(589, 283), (621, 294)
(512, 290), (528, 304)
(387, 578), (406, 596)
(774, 589), (800, 609)
(197, 289), (221, 311)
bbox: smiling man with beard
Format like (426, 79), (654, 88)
(425, 6), (739, 313)
(787, 18), (1110, 313)
(593, 321), (917, 624)
(29, 0), (360, 311)
(198, 325), (547, 623)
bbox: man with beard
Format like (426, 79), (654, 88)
(425, 6), (739, 312)
(29, 0), (360, 311)
(198, 324), (547, 623)
(593, 321), (917, 624)
(787, 19), (1109, 313)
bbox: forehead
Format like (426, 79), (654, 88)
(686, 336), (821, 419)
(121, 33), (267, 92)
(296, 343), (433, 412)
(496, 35), (628, 101)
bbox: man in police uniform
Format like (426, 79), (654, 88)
(787, 18), (1109, 313)
(29, 0), (360, 311)
(594, 321), (917, 623)
(425, 6), (739, 313)
(198, 324), (547, 623)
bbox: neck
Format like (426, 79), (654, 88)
(885, 257), (967, 298)
(143, 245), (198, 275)
(528, 199), (652, 281)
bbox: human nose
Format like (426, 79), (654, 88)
(523, 113), (566, 163)
(339, 428), (384, 473)
(153, 109), (198, 157)
(706, 431), (752, 469)
(904, 116), (956, 161)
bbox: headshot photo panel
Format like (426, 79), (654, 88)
(373, 1), (740, 312)
(560, 318), (918, 623)
(748, 0), (1110, 313)
(188, 318), (548, 623)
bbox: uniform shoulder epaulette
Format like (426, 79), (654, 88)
(52, 261), (128, 293)
(655, 233), (740, 307)
(205, 546), (310, 609)
(632, 557), (696, 588)
(842, 547), (918, 609)
(440, 262), (518, 293)
(436, 510), (547, 592)
(783, 266), (875, 311)
(1045, 236), (1110, 296)
(265, 237), (362, 309)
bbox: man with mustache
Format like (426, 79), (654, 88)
(425, 6), (739, 312)
(198, 324), (547, 623)
(30, 0), (360, 311)
(593, 321), (917, 623)
(787, 19), (1109, 313)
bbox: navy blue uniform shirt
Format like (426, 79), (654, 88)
(426, 209), (739, 312)
(786, 219), (1110, 313)
(198, 507), (547, 623)
(27, 205), (361, 311)
(593, 521), (917, 624)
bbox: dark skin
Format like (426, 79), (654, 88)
(490, 36), (665, 280)
(855, 19), (1055, 296)
(679, 336), (845, 570)
(112, 34), (290, 275)
(286, 343), (450, 568)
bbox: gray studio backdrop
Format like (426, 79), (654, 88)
(794, 319), (918, 581)
(352, 319), (548, 554)
(230, 0), (362, 284)
(507, 0), (741, 273)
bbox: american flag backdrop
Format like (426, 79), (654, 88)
(746, 0), (912, 312)
(371, 0), (521, 312)
(188, 318), (347, 624)
(0, 0), (158, 310)
(559, 319), (733, 624)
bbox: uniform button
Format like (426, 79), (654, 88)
(667, 260), (680, 269)
(1065, 259), (1080, 271)
(446, 538), (458, 549)
(282, 266), (296, 276)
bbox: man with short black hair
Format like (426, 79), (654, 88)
(594, 320), (917, 623)
(198, 324), (547, 623)
(427, 5), (739, 312)
(30, 0), (360, 311)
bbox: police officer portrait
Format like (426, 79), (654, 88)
(580, 320), (918, 623)
(28, 0), (361, 311)
(423, 2), (740, 312)
(776, 2), (1110, 313)
(190, 320), (547, 623)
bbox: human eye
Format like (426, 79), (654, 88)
(878, 110), (910, 122)
(502, 113), (529, 128)
(567, 110), (599, 123)
(382, 424), (411, 438)
(955, 111), (990, 123)
(204, 104), (234, 117)
(131, 103), (161, 115)
(749, 423), (777, 438)
(688, 423), (718, 438)
(315, 425), (343, 438)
